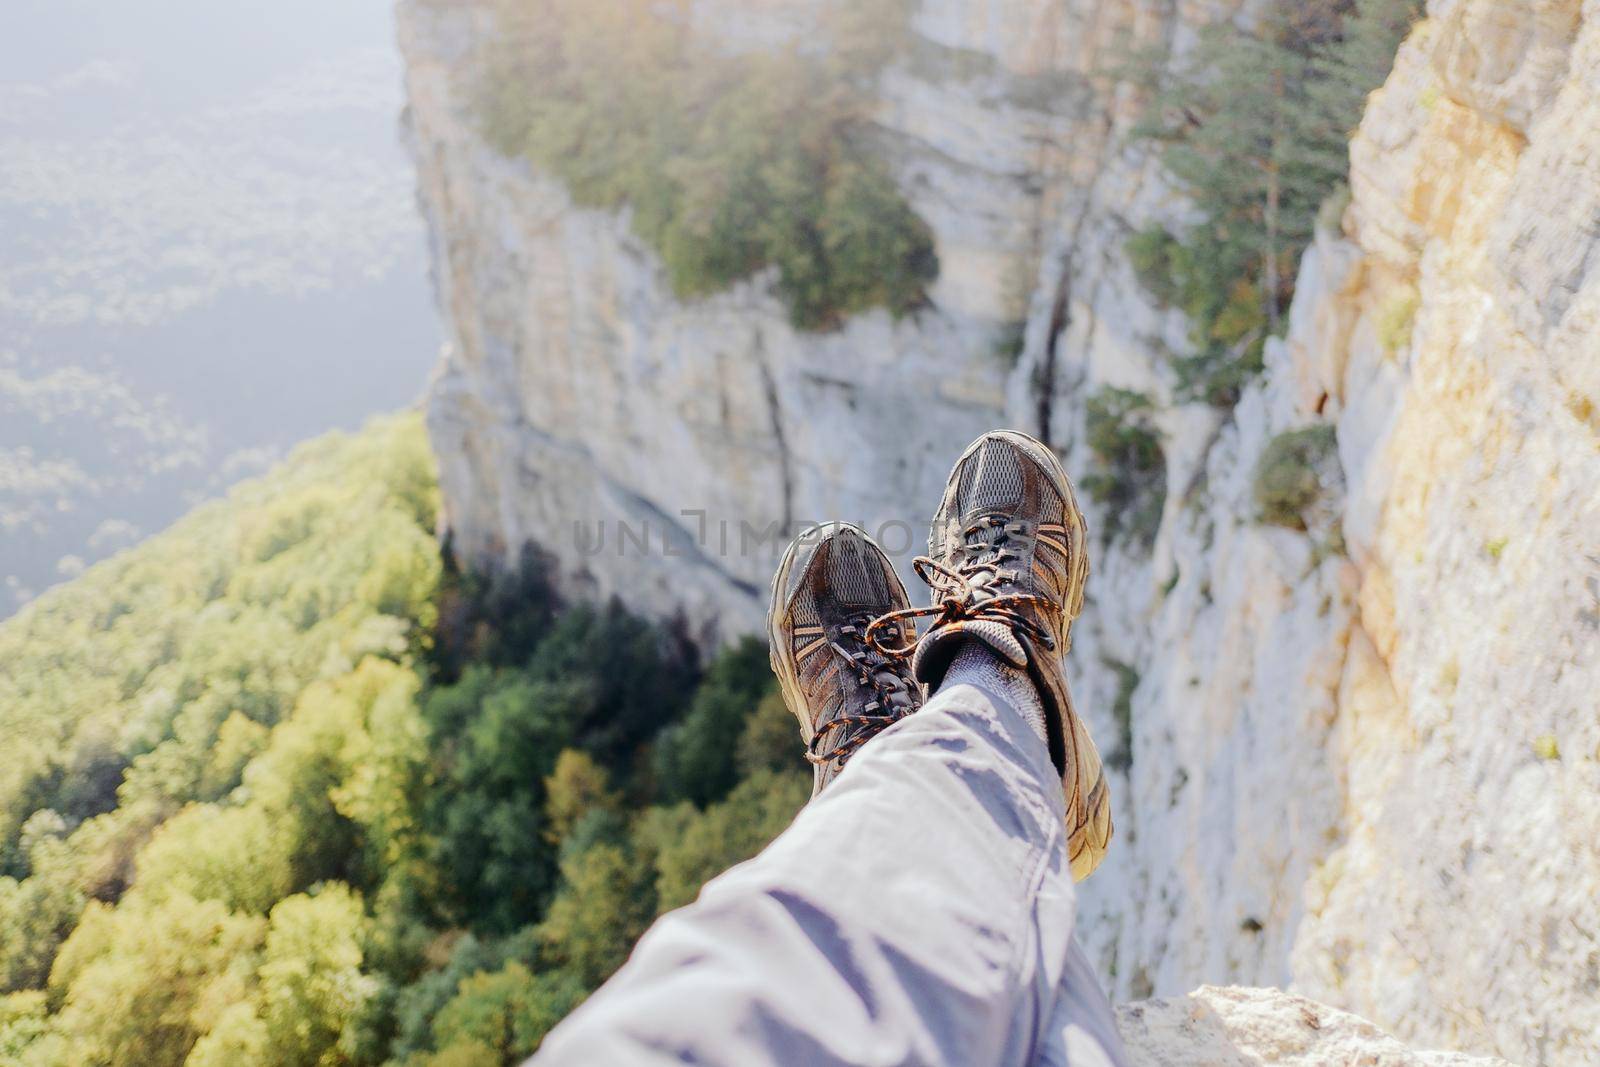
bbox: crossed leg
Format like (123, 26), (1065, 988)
(531, 678), (1129, 1067)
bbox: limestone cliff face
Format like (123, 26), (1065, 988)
(400, 0), (1235, 644)
(1291, 4), (1599, 1057)
(1043, 2), (1600, 1062)
(400, 0), (1599, 1063)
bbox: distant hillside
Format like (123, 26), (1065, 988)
(0, 0), (440, 617)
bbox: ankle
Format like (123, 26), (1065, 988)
(943, 640), (1049, 747)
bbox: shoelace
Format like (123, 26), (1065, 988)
(864, 516), (1058, 660)
(806, 613), (918, 767)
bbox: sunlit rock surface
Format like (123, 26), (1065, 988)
(1283, 3), (1600, 1058)
(401, 0), (1599, 1062)
(1118, 986), (1516, 1066)
(1052, 2), (1600, 1062)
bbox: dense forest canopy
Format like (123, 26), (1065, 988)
(0, 414), (807, 1066)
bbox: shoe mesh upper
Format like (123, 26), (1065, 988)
(770, 527), (918, 795)
(826, 534), (887, 608)
(957, 440), (1025, 514)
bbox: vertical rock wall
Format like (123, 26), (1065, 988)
(401, 0), (1195, 645)
(1029, 2), (1599, 1061)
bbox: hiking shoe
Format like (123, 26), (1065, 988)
(870, 430), (1111, 880)
(768, 523), (921, 796)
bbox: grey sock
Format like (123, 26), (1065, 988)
(943, 640), (1049, 746)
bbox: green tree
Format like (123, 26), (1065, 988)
(131, 804), (293, 916)
(1130, 0), (1421, 404)
(482, 0), (934, 329)
(1253, 424), (1340, 530)
(735, 691), (804, 777)
(641, 771), (809, 914)
(388, 935), (510, 1063)
(0, 991), (54, 1062)
(1297, 0), (1426, 176)
(239, 662), (417, 896)
(0, 410), (838, 1064)
(0, 413), (436, 874)
(183, 885), (375, 1067)
(0, 814), (84, 994)
(652, 637), (775, 805)
(1081, 388), (1167, 547)
(48, 894), (264, 1067)
(198, 711), (270, 800)
(423, 675), (591, 933)
(185, 1002), (268, 1067)
(422, 599), (696, 933)
(541, 751), (620, 848)
(537, 843), (655, 989)
(521, 600), (698, 769)
(427, 963), (584, 1065)
(254, 886), (376, 1067)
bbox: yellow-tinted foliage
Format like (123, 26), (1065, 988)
(0, 410), (807, 1065)
(0, 413), (439, 854)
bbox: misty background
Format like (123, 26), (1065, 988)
(0, 0), (440, 615)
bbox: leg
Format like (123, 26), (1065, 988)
(1032, 938), (1129, 1067)
(531, 678), (1078, 1067)
(535, 430), (1133, 1065)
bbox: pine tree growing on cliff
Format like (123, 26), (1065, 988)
(1293, 0), (1425, 179)
(1127, 0), (1421, 405)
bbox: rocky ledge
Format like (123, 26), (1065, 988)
(1119, 987), (1517, 1067)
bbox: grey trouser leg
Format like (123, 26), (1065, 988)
(529, 682), (1130, 1067)
(1033, 940), (1128, 1067)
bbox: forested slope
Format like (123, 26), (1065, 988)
(0, 413), (806, 1066)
